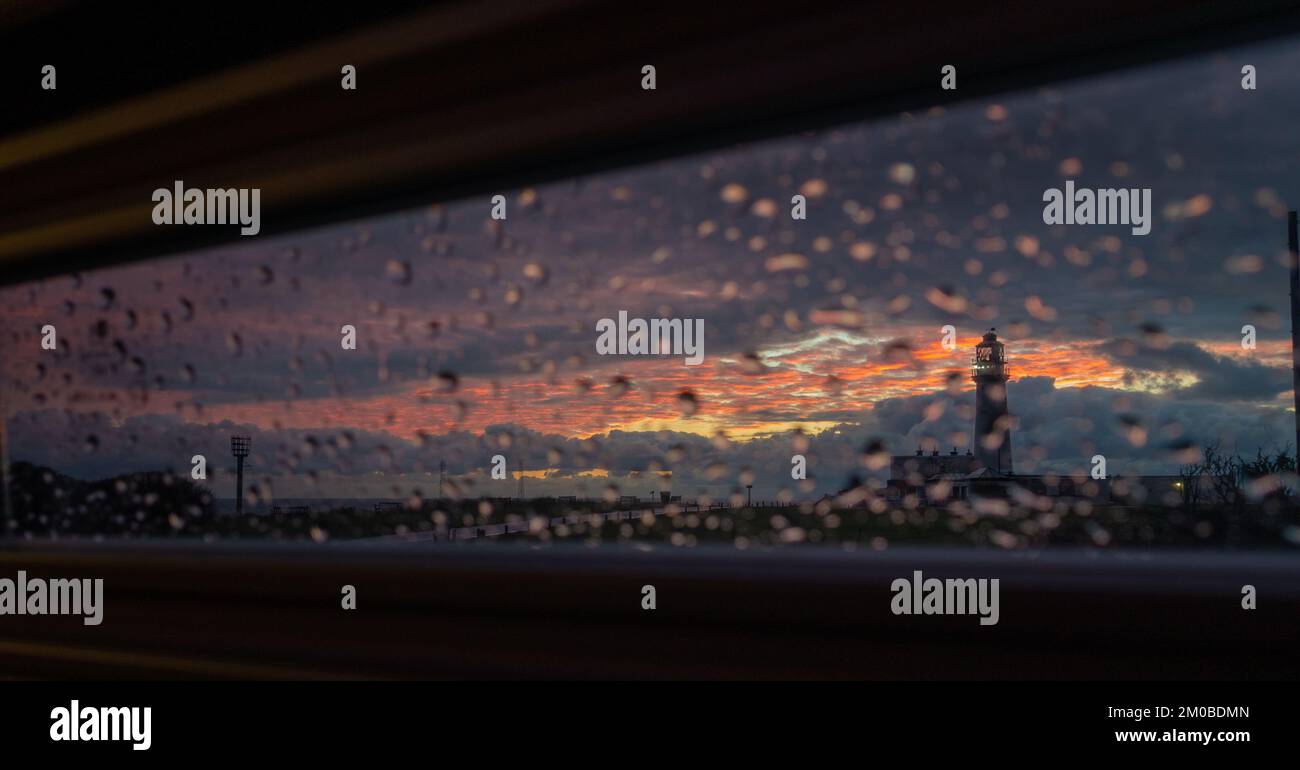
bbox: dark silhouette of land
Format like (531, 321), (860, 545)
(6, 461), (215, 538)
(4, 457), (1300, 549)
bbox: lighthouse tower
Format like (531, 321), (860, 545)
(971, 329), (1013, 475)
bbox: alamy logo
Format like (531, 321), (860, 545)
(0, 571), (103, 625)
(152, 180), (261, 235)
(890, 570), (999, 626)
(1042, 180), (1151, 235)
(50, 700), (151, 751)
(596, 310), (704, 366)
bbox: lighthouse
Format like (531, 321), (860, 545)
(971, 329), (1013, 475)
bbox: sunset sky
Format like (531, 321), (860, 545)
(4, 35), (1300, 503)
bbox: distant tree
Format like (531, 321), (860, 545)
(7, 461), (214, 537)
(1176, 457), (1203, 508)
(1200, 441), (1244, 509)
(1240, 444), (1296, 500)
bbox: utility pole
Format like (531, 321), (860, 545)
(0, 370), (9, 526)
(1290, 211), (1299, 463)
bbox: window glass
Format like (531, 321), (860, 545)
(3, 37), (1300, 550)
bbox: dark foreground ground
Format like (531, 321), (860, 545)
(5, 461), (1299, 550)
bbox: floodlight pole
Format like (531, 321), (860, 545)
(231, 436), (251, 515)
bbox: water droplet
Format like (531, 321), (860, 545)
(435, 371), (459, 393)
(888, 163), (916, 184)
(523, 262), (549, 285)
(720, 183), (748, 203)
(766, 253), (809, 272)
(386, 259), (412, 286)
(675, 390), (699, 416)
(799, 179), (828, 199)
(750, 198), (778, 218)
